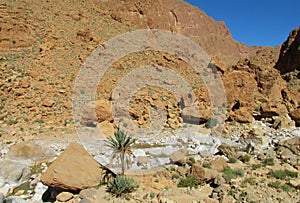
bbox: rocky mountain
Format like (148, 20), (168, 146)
(0, 0), (299, 138)
(104, 0), (259, 66)
(275, 27), (300, 74)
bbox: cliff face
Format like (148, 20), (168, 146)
(275, 27), (300, 74)
(104, 0), (259, 66)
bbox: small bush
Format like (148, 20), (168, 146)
(239, 191), (247, 198)
(241, 177), (256, 187)
(107, 176), (139, 197)
(172, 174), (180, 179)
(149, 192), (155, 199)
(34, 119), (44, 124)
(228, 157), (237, 163)
(203, 161), (212, 169)
(228, 189), (238, 196)
(187, 157), (196, 166)
(269, 169), (298, 180)
(281, 183), (293, 192)
(205, 118), (218, 128)
(240, 154), (251, 163)
(7, 120), (18, 125)
(251, 164), (261, 170)
(178, 176), (198, 188)
(262, 158), (275, 166)
(223, 167), (244, 183)
(268, 181), (281, 189)
(268, 181), (293, 192)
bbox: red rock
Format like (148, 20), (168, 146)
(56, 192), (73, 202)
(189, 164), (218, 182)
(170, 148), (189, 166)
(275, 27), (300, 74)
(41, 143), (104, 191)
(42, 99), (55, 107)
(81, 99), (113, 126)
(289, 109), (300, 126)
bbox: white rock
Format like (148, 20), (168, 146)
(291, 129), (300, 137)
(132, 149), (146, 157)
(0, 192), (4, 203)
(0, 160), (30, 184)
(161, 146), (179, 156)
(94, 155), (110, 166)
(152, 157), (170, 166)
(31, 182), (48, 202)
(11, 196), (28, 203)
(0, 183), (11, 196)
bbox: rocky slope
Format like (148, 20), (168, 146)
(0, 0), (298, 139)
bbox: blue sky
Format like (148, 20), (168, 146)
(185, 0), (300, 46)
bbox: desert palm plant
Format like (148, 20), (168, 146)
(105, 130), (135, 175)
(107, 176), (139, 197)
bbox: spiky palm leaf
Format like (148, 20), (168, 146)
(105, 130), (135, 175)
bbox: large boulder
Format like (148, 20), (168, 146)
(222, 70), (257, 123)
(0, 160), (31, 195)
(41, 143), (104, 191)
(170, 148), (189, 166)
(229, 107), (253, 123)
(81, 100), (113, 126)
(260, 102), (288, 118)
(7, 141), (55, 163)
(278, 137), (300, 156)
(210, 157), (227, 172)
(189, 164), (218, 183)
(181, 106), (211, 124)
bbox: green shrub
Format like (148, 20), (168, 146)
(7, 120), (18, 125)
(251, 164), (261, 170)
(262, 158), (275, 166)
(149, 192), (155, 199)
(172, 174), (180, 179)
(269, 169), (298, 180)
(203, 161), (212, 169)
(240, 191), (247, 198)
(228, 189), (238, 196)
(178, 176), (198, 188)
(107, 176), (139, 197)
(34, 119), (44, 124)
(240, 154), (251, 163)
(205, 118), (218, 128)
(228, 157), (237, 163)
(187, 157), (196, 166)
(268, 181), (293, 192)
(268, 181), (281, 189)
(241, 177), (256, 187)
(223, 167), (244, 183)
(281, 183), (293, 192)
